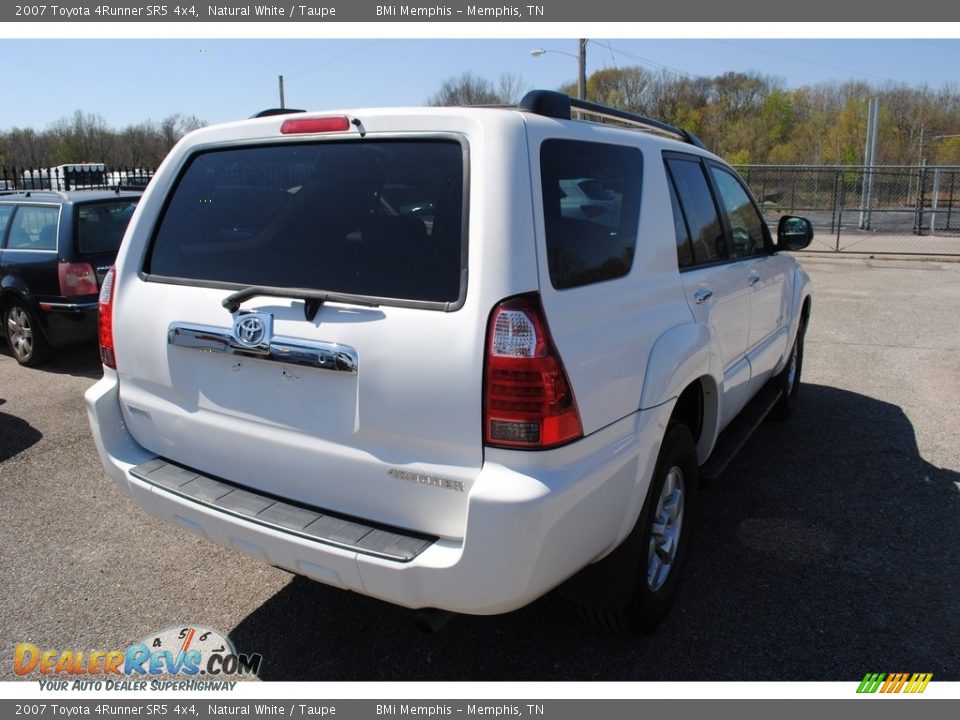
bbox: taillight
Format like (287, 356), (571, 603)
(98, 266), (116, 369)
(58, 262), (98, 296)
(484, 294), (583, 449)
(280, 116), (351, 134)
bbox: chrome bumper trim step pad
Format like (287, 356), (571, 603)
(131, 458), (435, 562)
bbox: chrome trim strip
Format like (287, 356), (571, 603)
(39, 301), (99, 311)
(168, 322), (358, 374)
(0, 248), (58, 254)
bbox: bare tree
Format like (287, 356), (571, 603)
(495, 72), (530, 105)
(428, 72), (510, 106)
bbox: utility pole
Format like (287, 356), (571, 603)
(578, 39), (587, 101)
(859, 97), (880, 230)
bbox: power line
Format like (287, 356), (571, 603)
(710, 40), (901, 84)
(287, 41), (380, 80)
(591, 41), (704, 80)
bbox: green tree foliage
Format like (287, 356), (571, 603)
(520, 67), (960, 166)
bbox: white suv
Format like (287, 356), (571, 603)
(86, 91), (812, 634)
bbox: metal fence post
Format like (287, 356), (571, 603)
(830, 170), (840, 235)
(946, 171), (956, 232)
(915, 162), (927, 236)
(836, 170), (846, 252)
(930, 167), (942, 235)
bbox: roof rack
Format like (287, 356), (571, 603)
(518, 89), (707, 150)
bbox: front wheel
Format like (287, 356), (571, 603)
(771, 321), (805, 420)
(4, 300), (51, 367)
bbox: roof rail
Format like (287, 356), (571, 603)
(3, 189), (72, 200)
(518, 89), (707, 150)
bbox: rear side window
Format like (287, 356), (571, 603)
(665, 157), (725, 266)
(76, 200), (139, 254)
(147, 140), (465, 305)
(5, 205), (59, 250)
(540, 139), (642, 289)
(668, 180), (694, 269)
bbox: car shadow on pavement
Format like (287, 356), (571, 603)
(227, 383), (960, 682)
(0, 400), (43, 462)
(0, 341), (103, 380)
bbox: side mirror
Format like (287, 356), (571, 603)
(776, 215), (813, 251)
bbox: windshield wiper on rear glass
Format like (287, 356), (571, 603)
(222, 286), (380, 322)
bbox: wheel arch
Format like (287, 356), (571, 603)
(668, 375), (721, 465)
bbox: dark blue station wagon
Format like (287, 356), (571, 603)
(1, 190), (141, 366)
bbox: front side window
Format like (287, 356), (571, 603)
(540, 139), (642, 289)
(147, 140), (465, 305)
(710, 166), (768, 258)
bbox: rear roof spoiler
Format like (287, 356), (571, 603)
(251, 108), (306, 118)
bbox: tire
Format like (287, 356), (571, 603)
(4, 300), (51, 367)
(578, 423), (699, 636)
(771, 320), (805, 420)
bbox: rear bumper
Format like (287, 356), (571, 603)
(36, 298), (98, 347)
(85, 371), (669, 615)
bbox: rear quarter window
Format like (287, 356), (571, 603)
(145, 139), (466, 306)
(5, 205), (59, 250)
(540, 139), (642, 290)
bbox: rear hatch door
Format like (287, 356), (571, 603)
(114, 133), (482, 539)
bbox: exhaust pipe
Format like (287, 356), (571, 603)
(413, 608), (456, 634)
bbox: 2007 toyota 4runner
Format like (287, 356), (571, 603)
(86, 91), (812, 634)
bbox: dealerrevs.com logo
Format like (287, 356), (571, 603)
(857, 673), (933, 694)
(14, 626), (262, 691)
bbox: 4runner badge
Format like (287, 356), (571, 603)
(388, 468), (465, 493)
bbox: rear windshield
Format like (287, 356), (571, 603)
(146, 140), (465, 305)
(76, 200), (139, 254)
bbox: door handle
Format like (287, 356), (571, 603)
(693, 289), (713, 305)
(747, 272), (760, 286)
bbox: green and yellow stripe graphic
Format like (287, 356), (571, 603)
(857, 672), (933, 694)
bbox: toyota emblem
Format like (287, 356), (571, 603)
(232, 314), (267, 348)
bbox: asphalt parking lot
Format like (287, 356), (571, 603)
(1, 254), (959, 682)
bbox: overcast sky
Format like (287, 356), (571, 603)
(2, 35), (959, 131)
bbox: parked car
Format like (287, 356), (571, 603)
(85, 91), (812, 634)
(1, 190), (141, 366)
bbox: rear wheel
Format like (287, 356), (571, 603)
(577, 423), (698, 635)
(4, 300), (51, 367)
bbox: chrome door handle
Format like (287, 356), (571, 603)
(693, 289), (713, 305)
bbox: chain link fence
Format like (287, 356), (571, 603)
(735, 164), (960, 255)
(4, 162), (957, 256)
